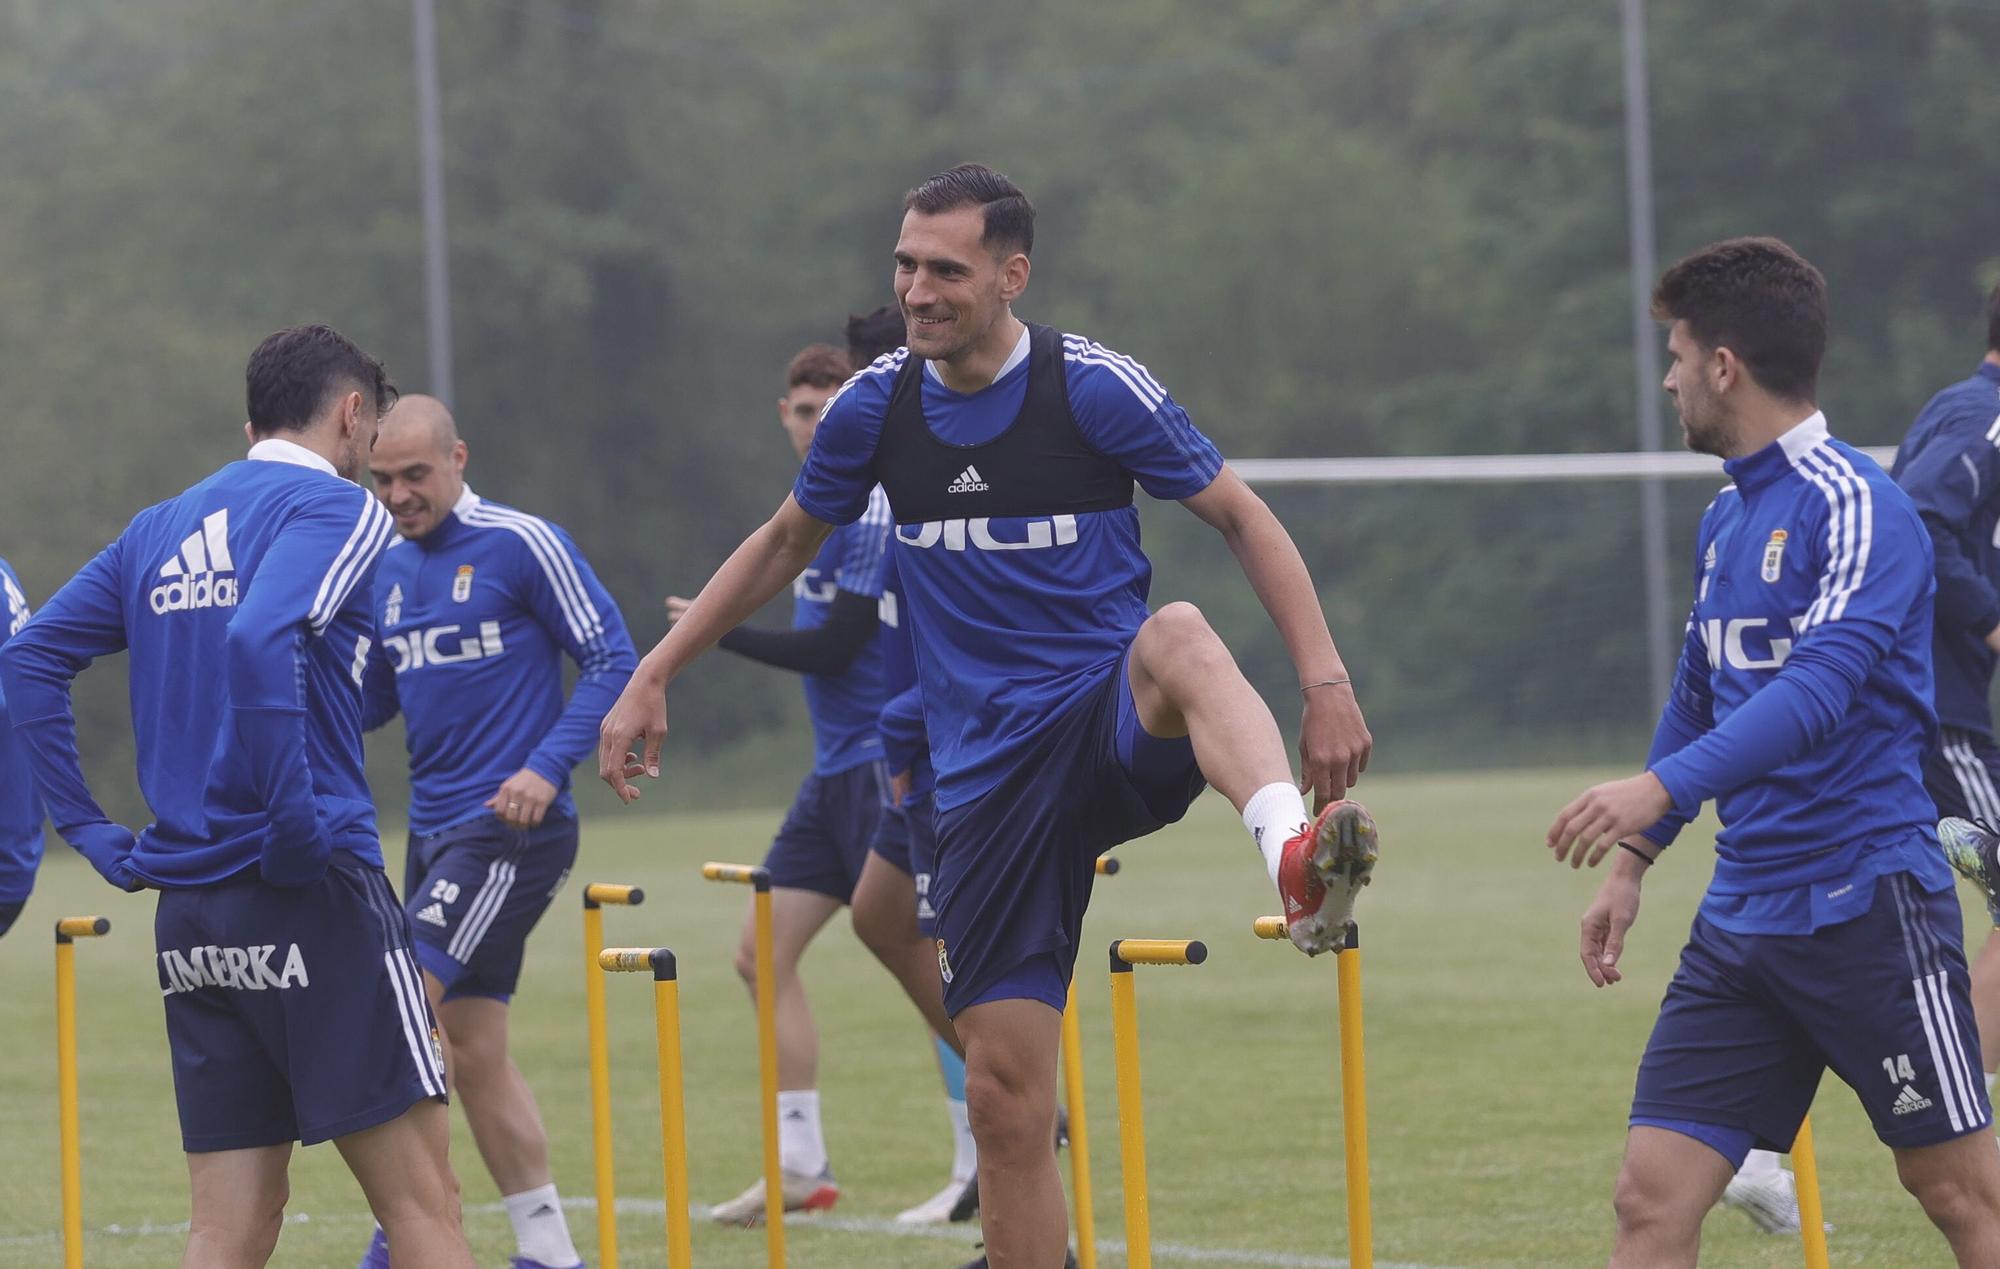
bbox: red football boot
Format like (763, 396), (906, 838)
(1277, 800), (1379, 954)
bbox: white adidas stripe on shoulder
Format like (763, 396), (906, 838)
(309, 494), (394, 635)
(461, 503), (604, 645)
(1790, 443), (1873, 628)
(1062, 334), (1164, 412)
(824, 349), (910, 413)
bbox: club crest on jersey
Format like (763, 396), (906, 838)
(384, 583), (403, 626)
(936, 938), (954, 984)
(452, 564), (474, 602)
(1761, 529), (1787, 583)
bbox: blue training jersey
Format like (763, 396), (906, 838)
(875, 549), (933, 801)
(1890, 362), (2000, 735)
(793, 325), (1222, 811)
(0, 440), (395, 889)
(0, 557), (47, 904)
(1639, 413), (1950, 934)
(792, 486), (893, 775)
(363, 487), (638, 835)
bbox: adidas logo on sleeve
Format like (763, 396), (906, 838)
(947, 465), (989, 494)
(149, 509), (239, 614)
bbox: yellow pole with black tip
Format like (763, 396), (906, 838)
(1108, 937), (1207, 1269)
(600, 947), (692, 1269)
(55, 916), (110, 1269)
(1256, 914), (1371, 1269)
(582, 882), (645, 1268)
(704, 861), (785, 1266)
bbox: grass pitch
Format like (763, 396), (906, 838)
(0, 767), (1984, 1266)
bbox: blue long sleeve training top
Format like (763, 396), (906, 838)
(0, 440), (395, 889)
(875, 550), (933, 802)
(0, 557), (47, 904)
(362, 486), (638, 834)
(1890, 362), (2000, 735)
(1638, 413), (1950, 933)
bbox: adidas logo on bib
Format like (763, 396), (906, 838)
(1892, 1084), (1934, 1116)
(149, 509), (239, 614)
(947, 465), (989, 494)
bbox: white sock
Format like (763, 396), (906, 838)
(502, 1184), (580, 1267)
(1243, 781), (1311, 886)
(948, 1096), (977, 1182)
(777, 1089), (829, 1176)
(1736, 1148), (1782, 1177)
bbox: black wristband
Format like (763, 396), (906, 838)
(1616, 840), (1656, 866)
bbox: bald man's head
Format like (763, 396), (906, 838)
(368, 394), (469, 541)
(378, 393), (461, 454)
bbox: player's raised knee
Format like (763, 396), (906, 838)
(1134, 601), (1229, 672)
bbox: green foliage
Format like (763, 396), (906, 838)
(4, 0), (1998, 816)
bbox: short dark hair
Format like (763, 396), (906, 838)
(904, 163), (1035, 257)
(787, 343), (852, 390)
(845, 305), (904, 368)
(1986, 279), (2000, 355)
(245, 324), (396, 436)
(1650, 237), (1827, 403)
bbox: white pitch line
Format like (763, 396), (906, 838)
(0, 1196), (1460, 1269)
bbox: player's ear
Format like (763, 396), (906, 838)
(999, 251), (1031, 303)
(242, 420), (256, 447)
(453, 439), (469, 473)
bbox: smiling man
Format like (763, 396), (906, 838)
(359, 394), (637, 1269)
(598, 163), (1378, 1268)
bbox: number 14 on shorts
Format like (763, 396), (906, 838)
(1883, 1053), (1917, 1083)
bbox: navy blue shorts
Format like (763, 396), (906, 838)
(764, 761), (892, 903)
(871, 793), (941, 937)
(934, 652), (1205, 1017)
(404, 813), (579, 1002)
(1925, 727), (2000, 923)
(0, 899), (21, 939)
(156, 862), (448, 1151)
(1633, 870), (1990, 1160)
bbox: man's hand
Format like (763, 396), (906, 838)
(665, 596), (693, 626)
(598, 670), (668, 804)
(487, 769), (559, 829)
(1579, 850), (1648, 986)
(1548, 772), (1672, 868)
(1984, 621), (2000, 655)
(1299, 685), (1371, 810)
(70, 822), (146, 892)
(888, 767), (913, 806)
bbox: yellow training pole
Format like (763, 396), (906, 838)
(55, 916), (110, 1269)
(1108, 938), (1208, 1269)
(1336, 924), (1373, 1269)
(1256, 915), (1372, 1269)
(600, 948), (693, 1269)
(583, 883), (645, 1269)
(1056, 853), (1119, 1269)
(704, 861), (785, 1266)
(1791, 1114), (1831, 1269)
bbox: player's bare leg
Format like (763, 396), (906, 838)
(1125, 601), (1294, 807)
(1127, 602), (1377, 953)
(336, 1101), (474, 1267)
(1894, 1131), (2000, 1265)
(183, 1143), (291, 1268)
(956, 998), (1067, 1267)
(438, 996), (552, 1193)
(710, 886), (845, 1223)
(852, 851), (960, 1051)
(1607, 1125), (1733, 1268)
(735, 887), (843, 1087)
(1970, 934), (2000, 1091)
